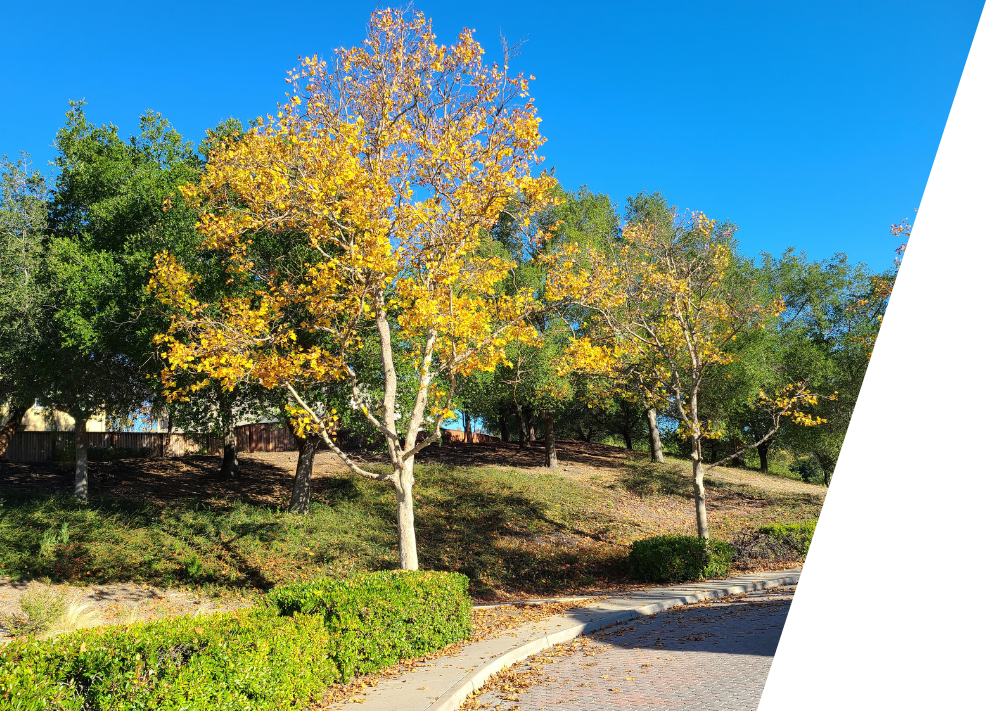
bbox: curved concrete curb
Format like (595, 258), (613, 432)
(428, 572), (800, 711)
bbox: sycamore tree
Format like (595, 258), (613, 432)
(151, 9), (557, 569)
(548, 208), (827, 540)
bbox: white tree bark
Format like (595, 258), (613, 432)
(646, 407), (665, 464)
(73, 414), (88, 502)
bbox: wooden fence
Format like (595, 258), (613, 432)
(4, 423), (298, 463)
(440, 429), (500, 444)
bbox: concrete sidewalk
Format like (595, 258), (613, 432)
(337, 569), (801, 711)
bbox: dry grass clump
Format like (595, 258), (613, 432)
(1, 586), (101, 638)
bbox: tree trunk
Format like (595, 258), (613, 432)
(516, 403), (529, 448)
(73, 415), (89, 502)
(290, 435), (319, 514)
(217, 388), (240, 478)
(646, 408), (664, 463)
(499, 410), (510, 443)
(395, 462), (419, 570)
(166, 416), (173, 458)
(757, 442), (769, 473)
(622, 428), (633, 451)
(463, 412), (472, 444)
(220, 423), (240, 478)
(0, 403), (29, 460)
(523, 406), (536, 444)
(691, 432), (709, 540)
(543, 410), (558, 469)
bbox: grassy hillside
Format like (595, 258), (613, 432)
(0, 441), (824, 600)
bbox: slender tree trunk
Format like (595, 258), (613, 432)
(757, 442), (769, 473)
(622, 428), (633, 451)
(290, 435), (319, 514)
(166, 416), (173, 458)
(543, 410), (558, 469)
(691, 432), (709, 540)
(218, 391), (240, 478)
(523, 406), (536, 444)
(499, 410), (510, 443)
(463, 412), (472, 444)
(73, 415), (89, 502)
(0, 403), (29, 460)
(395, 461), (418, 570)
(516, 403), (529, 448)
(646, 408), (664, 463)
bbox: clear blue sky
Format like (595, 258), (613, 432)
(1, 1), (981, 272)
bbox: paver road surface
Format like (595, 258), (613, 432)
(468, 585), (795, 711)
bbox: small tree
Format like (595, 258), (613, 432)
(550, 207), (826, 539)
(152, 9), (557, 569)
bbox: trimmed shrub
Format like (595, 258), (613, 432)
(0, 570), (473, 710)
(266, 570), (472, 679)
(758, 520), (816, 556)
(629, 535), (734, 584)
(0, 608), (339, 711)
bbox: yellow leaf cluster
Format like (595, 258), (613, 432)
(151, 8), (557, 435)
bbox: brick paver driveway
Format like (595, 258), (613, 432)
(469, 585), (795, 711)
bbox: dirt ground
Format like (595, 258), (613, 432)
(0, 439), (650, 505)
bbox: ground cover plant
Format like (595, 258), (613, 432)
(0, 441), (823, 601)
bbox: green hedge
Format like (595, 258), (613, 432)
(266, 570), (472, 679)
(758, 520), (816, 556)
(629, 535), (734, 584)
(0, 570), (472, 710)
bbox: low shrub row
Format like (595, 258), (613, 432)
(0, 570), (471, 711)
(266, 570), (473, 679)
(628, 535), (734, 584)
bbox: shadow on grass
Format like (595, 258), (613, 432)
(0, 461), (633, 599)
(0, 454), (292, 509)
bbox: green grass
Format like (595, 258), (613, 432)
(0, 456), (824, 599)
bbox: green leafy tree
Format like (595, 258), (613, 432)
(36, 102), (201, 499)
(0, 154), (49, 457)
